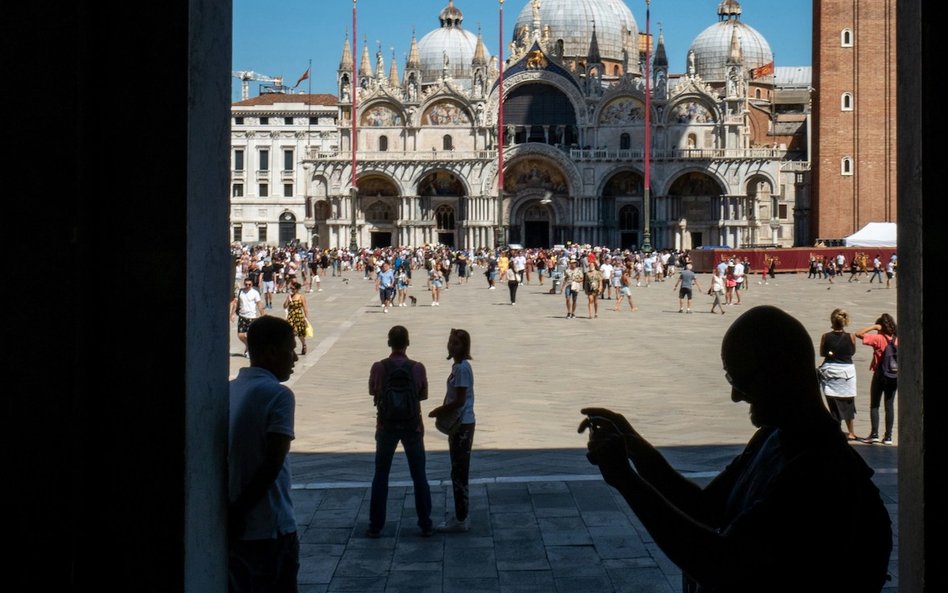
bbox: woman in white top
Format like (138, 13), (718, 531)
(709, 267), (726, 315)
(428, 328), (475, 532)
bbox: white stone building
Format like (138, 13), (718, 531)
(229, 92), (339, 246)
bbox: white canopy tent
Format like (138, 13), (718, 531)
(844, 222), (897, 247)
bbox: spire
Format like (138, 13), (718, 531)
(654, 28), (668, 68)
(339, 33), (353, 71)
(717, 0), (742, 21)
(406, 30), (421, 69)
(472, 28), (488, 66)
(727, 24), (743, 64)
(360, 38), (373, 78)
(388, 49), (400, 87)
(587, 21), (602, 64)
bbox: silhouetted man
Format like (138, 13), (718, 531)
(580, 305), (891, 593)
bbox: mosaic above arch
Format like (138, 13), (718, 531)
(599, 97), (646, 126)
(504, 158), (568, 194)
(671, 99), (715, 124)
(361, 104), (403, 127)
(418, 171), (466, 197)
(422, 100), (471, 126)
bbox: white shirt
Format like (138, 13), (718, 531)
(599, 262), (613, 279)
(237, 288), (262, 317)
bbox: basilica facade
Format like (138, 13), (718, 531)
(300, 0), (809, 250)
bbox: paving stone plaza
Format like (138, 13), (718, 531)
(230, 268), (899, 592)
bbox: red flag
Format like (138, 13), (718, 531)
(293, 66), (310, 89)
(750, 61), (774, 79)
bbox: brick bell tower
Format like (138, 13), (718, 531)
(812, 0), (898, 242)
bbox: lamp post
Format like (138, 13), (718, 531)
(641, 0), (652, 252)
(495, 0), (505, 249)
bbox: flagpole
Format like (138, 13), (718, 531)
(496, 0), (505, 249)
(641, 0), (652, 252)
(350, 0), (359, 251)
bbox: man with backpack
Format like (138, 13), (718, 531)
(366, 325), (434, 538)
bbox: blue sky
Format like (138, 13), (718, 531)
(232, 0), (811, 102)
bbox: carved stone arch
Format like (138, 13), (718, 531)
(744, 173), (776, 197)
(486, 71), (587, 127)
(508, 190), (562, 226)
(353, 172), (401, 198)
(486, 144), (584, 198)
(665, 169), (726, 197)
(413, 168), (470, 197)
(311, 175), (329, 198)
(598, 167), (646, 198)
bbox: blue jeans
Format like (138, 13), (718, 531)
(369, 427), (432, 531)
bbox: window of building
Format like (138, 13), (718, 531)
(841, 29), (853, 47)
(283, 183), (293, 197)
(619, 133), (630, 150)
(841, 92), (853, 111)
(443, 135), (453, 150)
(613, 65), (620, 77)
(778, 204), (788, 219)
(755, 89), (762, 99)
(234, 117), (244, 125)
(379, 136), (388, 151)
(435, 204), (455, 230)
(283, 149), (293, 171)
(232, 183), (243, 197)
(309, 116), (318, 125)
(284, 117), (293, 125)
(260, 117), (269, 125)
(841, 157), (853, 176)
(259, 149), (269, 171)
(233, 224), (243, 242)
(687, 133), (697, 149)
(234, 149), (244, 171)
(259, 183), (269, 197)
(258, 225), (268, 242)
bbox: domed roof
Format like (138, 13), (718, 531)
(688, 1), (773, 82)
(514, 0), (639, 70)
(416, 1), (485, 84)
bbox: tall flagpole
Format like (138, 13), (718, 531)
(641, 0), (652, 252)
(496, 0), (505, 249)
(349, 0), (359, 251)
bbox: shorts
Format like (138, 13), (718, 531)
(262, 280), (276, 294)
(678, 287), (693, 300)
(237, 315), (255, 334)
(565, 286), (579, 300)
(432, 280), (444, 289)
(379, 287), (395, 303)
(620, 286), (631, 297)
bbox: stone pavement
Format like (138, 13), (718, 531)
(231, 266), (899, 592)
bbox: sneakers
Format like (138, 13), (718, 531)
(862, 434), (881, 444)
(882, 436), (893, 445)
(435, 516), (469, 533)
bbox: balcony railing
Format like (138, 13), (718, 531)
(307, 150), (498, 161)
(569, 147), (789, 160)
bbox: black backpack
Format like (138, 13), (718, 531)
(376, 359), (420, 425)
(879, 337), (898, 378)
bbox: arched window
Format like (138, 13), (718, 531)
(687, 133), (697, 149)
(619, 133), (630, 150)
(365, 201), (394, 222)
(841, 92), (854, 111)
(378, 135), (388, 152)
(841, 157), (854, 176)
(841, 28), (853, 47)
(618, 205), (640, 230)
(435, 204), (455, 230)
(755, 88), (762, 99)
(443, 135), (453, 150)
(613, 65), (621, 77)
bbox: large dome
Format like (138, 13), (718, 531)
(416, 1), (485, 84)
(514, 0), (639, 71)
(688, 1), (773, 82)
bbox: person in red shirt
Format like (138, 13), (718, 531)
(854, 314), (898, 444)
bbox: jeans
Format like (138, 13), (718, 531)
(448, 424), (475, 521)
(369, 427), (432, 531)
(229, 532), (299, 593)
(868, 372), (897, 438)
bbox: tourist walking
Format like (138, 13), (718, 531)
(583, 261), (603, 319)
(282, 281), (311, 355)
(504, 263), (519, 305)
(709, 267), (726, 314)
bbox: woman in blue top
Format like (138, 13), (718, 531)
(428, 328), (475, 532)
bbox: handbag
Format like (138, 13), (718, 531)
(435, 409), (462, 436)
(304, 320), (314, 338)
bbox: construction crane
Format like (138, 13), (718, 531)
(232, 71), (284, 101)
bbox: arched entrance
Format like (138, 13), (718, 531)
(522, 203), (552, 247)
(278, 211), (297, 246)
(617, 205), (640, 250)
(435, 204), (456, 247)
(357, 175), (400, 248)
(603, 171), (645, 248)
(668, 172), (725, 248)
